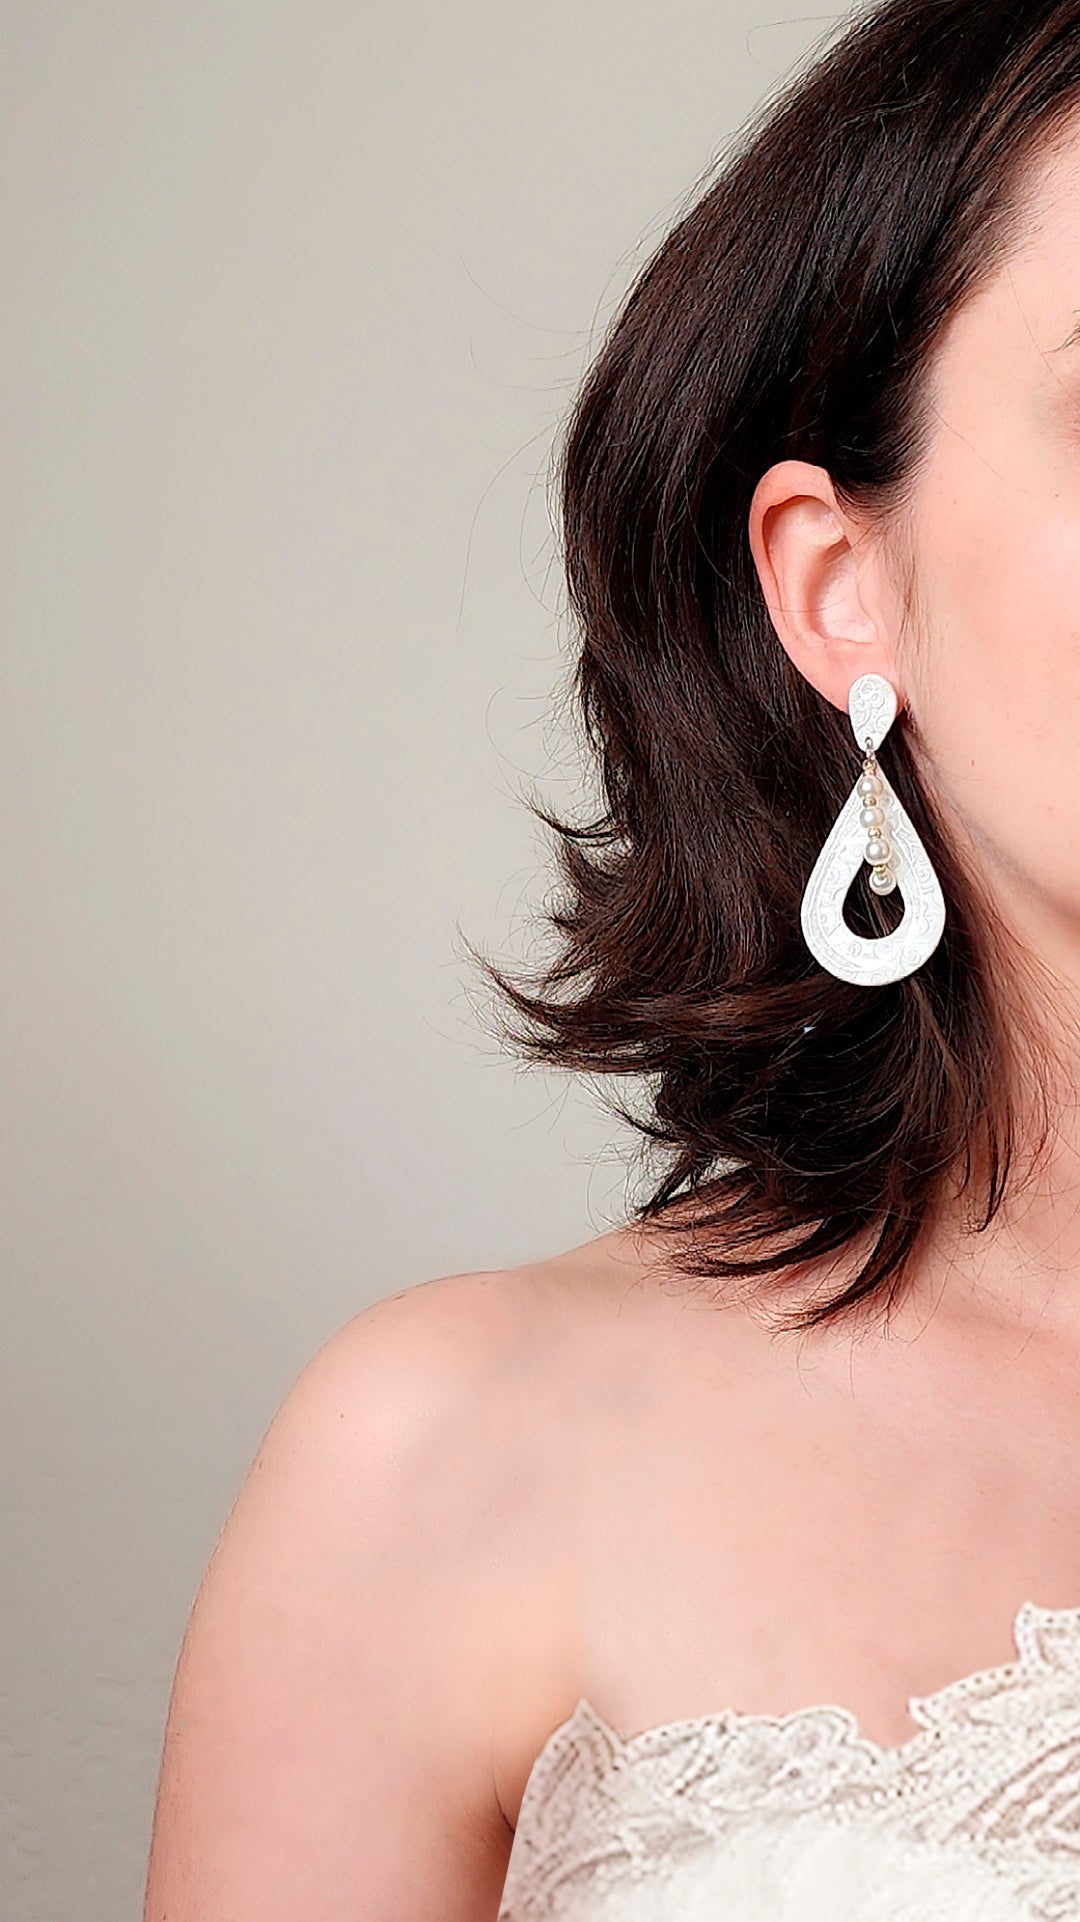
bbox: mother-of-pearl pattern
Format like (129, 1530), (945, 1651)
(849, 672), (897, 753)
(800, 673), (945, 987)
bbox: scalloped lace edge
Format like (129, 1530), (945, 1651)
(519, 1595), (1080, 1791)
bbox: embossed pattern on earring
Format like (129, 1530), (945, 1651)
(799, 672), (946, 987)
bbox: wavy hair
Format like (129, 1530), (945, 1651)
(475, 0), (1080, 1332)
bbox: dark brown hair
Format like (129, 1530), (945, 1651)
(475, 0), (1080, 1332)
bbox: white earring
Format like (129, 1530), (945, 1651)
(799, 673), (946, 986)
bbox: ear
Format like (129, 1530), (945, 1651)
(747, 459), (906, 715)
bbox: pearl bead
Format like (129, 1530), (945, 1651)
(869, 867), (897, 895)
(865, 838), (891, 864)
(860, 805), (884, 829)
(858, 775), (882, 798)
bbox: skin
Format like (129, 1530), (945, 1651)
(144, 127), (1080, 1921)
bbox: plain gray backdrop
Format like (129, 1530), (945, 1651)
(3, 4), (859, 1916)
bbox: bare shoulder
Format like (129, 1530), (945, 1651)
(143, 1263), (574, 1922)
(285, 1264), (537, 1435)
(144, 1228), (794, 1920)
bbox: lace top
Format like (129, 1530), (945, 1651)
(497, 1600), (1080, 1920)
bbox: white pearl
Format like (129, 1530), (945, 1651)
(865, 838), (891, 864)
(860, 805), (884, 829)
(858, 775), (882, 798)
(869, 867), (897, 894)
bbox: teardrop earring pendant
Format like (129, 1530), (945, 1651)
(799, 672), (946, 986)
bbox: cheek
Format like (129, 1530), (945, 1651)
(904, 462), (1080, 906)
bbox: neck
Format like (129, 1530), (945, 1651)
(900, 816), (1080, 1344)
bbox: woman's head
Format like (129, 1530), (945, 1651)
(479, 0), (1080, 1332)
(753, 113), (1080, 997)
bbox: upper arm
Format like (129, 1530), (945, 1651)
(142, 1271), (532, 1922)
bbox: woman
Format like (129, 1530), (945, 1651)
(143, 2), (1080, 1916)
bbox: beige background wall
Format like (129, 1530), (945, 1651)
(2, 5), (853, 1916)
